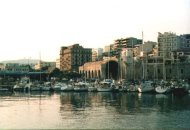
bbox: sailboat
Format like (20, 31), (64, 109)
(154, 48), (173, 94)
(155, 80), (171, 94)
(97, 46), (114, 92)
(138, 32), (155, 93)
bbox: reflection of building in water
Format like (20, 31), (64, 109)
(58, 92), (190, 120)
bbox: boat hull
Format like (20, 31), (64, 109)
(172, 87), (188, 96)
(97, 88), (113, 92)
(138, 87), (155, 93)
(74, 88), (88, 92)
(155, 86), (168, 94)
(88, 87), (97, 92)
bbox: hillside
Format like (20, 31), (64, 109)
(0, 59), (40, 64)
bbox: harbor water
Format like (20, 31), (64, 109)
(0, 92), (190, 129)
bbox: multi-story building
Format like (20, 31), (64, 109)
(158, 32), (181, 59)
(92, 48), (103, 61)
(104, 45), (111, 53)
(180, 34), (190, 49)
(60, 44), (92, 72)
(34, 61), (56, 73)
(136, 41), (157, 57)
(114, 37), (142, 50)
(5, 63), (30, 72)
(56, 58), (60, 69)
(0, 63), (5, 71)
(172, 34), (190, 63)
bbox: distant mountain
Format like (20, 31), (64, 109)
(0, 59), (40, 64)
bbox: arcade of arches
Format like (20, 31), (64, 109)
(79, 59), (124, 80)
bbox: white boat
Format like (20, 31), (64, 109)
(60, 83), (74, 91)
(88, 86), (97, 92)
(53, 83), (62, 91)
(97, 87), (113, 92)
(74, 82), (88, 92)
(127, 84), (138, 92)
(42, 86), (51, 91)
(155, 86), (168, 94)
(97, 79), (114, 92)
(13, 84), (25, 91)
(13, 77), (30, 92)
(138, 80), (155, 93)
(114, 84), (124, 92)
(0, 88), (9, 91)
(30, 86), (42, 91)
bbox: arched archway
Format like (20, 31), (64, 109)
(88, 70), (91, 78)
(91, 70), (94, 78)
(105, 60), (118, 80)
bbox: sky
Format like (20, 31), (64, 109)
(0, 0), (189, 62)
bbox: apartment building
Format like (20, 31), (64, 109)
(92, 48), (103, 61)
(60, 44), (92, 72)
(158, 32), (181, 59)
(114, 37), (142, 50)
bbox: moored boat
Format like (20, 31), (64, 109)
(0, 87), (9, 91)
(53, 83), (62, 91)
(138, 80), (155, 93)
(97, 79), (114, 92)
(155, 86), (171, 94)
(88, 86), (97, 92)
(73, 82), (88, 92)
(61, 83), (74, 91)
(171, 80), (189, 96)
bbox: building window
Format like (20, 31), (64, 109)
(169, 69), (171, 74)
(158, 69), (160, 74)
(181, 69), (183, 74)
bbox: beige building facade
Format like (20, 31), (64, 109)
(60, 44), (92, 72)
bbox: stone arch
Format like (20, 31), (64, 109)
(98, 70), (101, 78)
(95, 70), (97, 78)
(88, 70), (91, 78)
(105, 60), (118, 80)
(91, 70), (94, 78)
(85, 71), (87, 79)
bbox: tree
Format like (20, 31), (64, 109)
(49, 68), (62, 78)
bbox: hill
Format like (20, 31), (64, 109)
(0, 59), (40, 64)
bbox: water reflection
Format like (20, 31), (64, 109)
(59, 92), (190, 114)
(0, 92), (190, 129)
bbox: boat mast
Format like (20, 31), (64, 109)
(118, 44), (122, 82)
(83, 64), (86, 82)
(39, 52), (42, 81)
(163, 46), (166, 81)
(142, 31), (145, 80)
(108, 45), (110, 79)
(132, 39), (135, 80)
